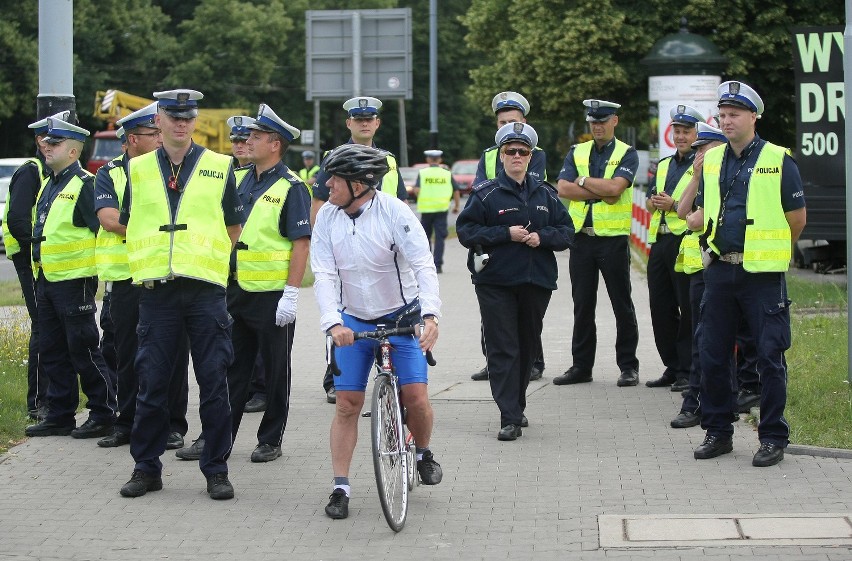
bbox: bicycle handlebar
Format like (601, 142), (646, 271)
(327, 324), (437, 377)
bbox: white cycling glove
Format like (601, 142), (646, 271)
(275, 285), (299, 326)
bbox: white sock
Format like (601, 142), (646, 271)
(333, 484), (351, 497)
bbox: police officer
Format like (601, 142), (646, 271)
(94, 103), (190, 450)
(470, 91), (547, 382)
(457, 123), (573, 440)
(228, 115), (255, 169)
(3, 112), (67, 420)
(312, 96), (407, 404)
(691, 81), (805, 467)
(227, 115), (268, 415)
(414, 149), (460, 273)
(118, 89), (244, 499)
(299, 150), (320, 188)
(553, 99), (641, 387)
(24, 116), (117, 439)
(226, 104), (311, 462)
(644, 105), (702, 391)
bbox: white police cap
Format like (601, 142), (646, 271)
(584, 99), (621, 122)
(491, 91), (530, 116)
(248, 104), (300, 142)
(117, 102), (159, 131)
(227, 115), (256, 140)
(717, 81), (764, 117)
(28, 110), (71, 135)
(495, 122), (538, 149)
(153, 89), (203, 118)
(302, 150), (315, 159)
(691, 122), (727, 148)
(116, 127), (126, 143)
(44, 116), (90, 144)
(669, 104), (704, 127)
(424, 149), (443, 158)
(343, 96), (382, 118)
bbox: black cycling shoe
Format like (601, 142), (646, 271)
(416, 450), (443, 485)
(325, 488), (349, 519)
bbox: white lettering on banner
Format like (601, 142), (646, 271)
(800, 82), (845, 123)
(796, 32), (843, 73)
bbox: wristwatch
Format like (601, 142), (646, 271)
(423, 314), (439, 325)
(577, 176), (587, 187)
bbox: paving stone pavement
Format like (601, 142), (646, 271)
(1, 240), (851, 561)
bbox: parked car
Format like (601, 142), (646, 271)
(451, 159), (479, 195)
(0, 157), (29, 179)
(399, 166), (420, 201)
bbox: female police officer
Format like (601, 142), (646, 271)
(457, 123), (573, 441)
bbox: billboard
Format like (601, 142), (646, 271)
(793, 26), (845, 187)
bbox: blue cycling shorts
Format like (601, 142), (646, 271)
(333, 312), (428, 392)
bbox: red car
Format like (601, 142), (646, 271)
(451, 159), (478, 195)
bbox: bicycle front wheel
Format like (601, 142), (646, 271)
(371, 374), (409, 532)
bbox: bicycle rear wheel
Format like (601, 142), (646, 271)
(371, 374), (409, 532)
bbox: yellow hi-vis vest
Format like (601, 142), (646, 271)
(3, 157), (47, 258)
(235, 165), (251, 184)
(234, 173), (294, 292)
(39, 172), (97, 281)
(702, 142), (791, 272)
(484, 146), (547, 180)
(648, 156), (692, 244)
(416, 166), (453, 213)
(379, 154), (399, 195)
(568, 140), (633, 235)
(675, 232), (703, 274)
(126, 149), (232, 287)
(95, 156), (131, 281)
(299, 165), (319, 183)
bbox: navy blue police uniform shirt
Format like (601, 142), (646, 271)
(557, 138), (639, 228)
(119, 143), (245, 227)
(646, 150), (695, 225)
(473, 146), (548, 186)
(695, 135), (805, 255)
(32, 160), (99, 264)
(94, 154), (128, 214)
(311, 140), (407, 202)
(7, 152), (49, 250)
(230, 161), (312, 273)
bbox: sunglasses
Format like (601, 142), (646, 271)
(502, 147), (531, 157)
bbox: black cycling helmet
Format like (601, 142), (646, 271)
(322, 144), (390, 186)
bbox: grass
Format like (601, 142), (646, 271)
(787, 274), (847, 311)
(0, 308), (32, 454)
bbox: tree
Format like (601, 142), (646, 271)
(462, 0), (844, 160)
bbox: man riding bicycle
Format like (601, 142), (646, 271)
(311, 144), (444, 520)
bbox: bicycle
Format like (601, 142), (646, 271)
(328, 324), (436, 532)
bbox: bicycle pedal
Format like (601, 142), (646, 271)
(361, 411), (372, 418)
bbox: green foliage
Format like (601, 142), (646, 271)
(0, 309), (33, 454)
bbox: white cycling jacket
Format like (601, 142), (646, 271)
(311, 190), (442, 332)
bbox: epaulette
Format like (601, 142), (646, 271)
(235, 163), (252, 171)
(472, 178), (498, 194)
(540, 180), (558, 194)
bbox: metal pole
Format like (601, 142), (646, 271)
(314, 99), (321, 157)
(845, 0), (852, 383)
(429, 0), (438, 148)
(352, 12), (361, 96)
(37, 0), (76, 120)
(398, 99), (408, 167)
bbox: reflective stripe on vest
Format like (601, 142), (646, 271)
(3, 157), (46, 258)
(568, 140), (633, 235)
(648, 157), (692, 244)
(702, 142), (791, 272)
(235, 175), (293, 292)
(40, 173), (97, 281)
(126, 150), (232, 287)
(95, 157), (131, 281)
(416, 166), (453, 213)
(675, 232), (704, 274)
